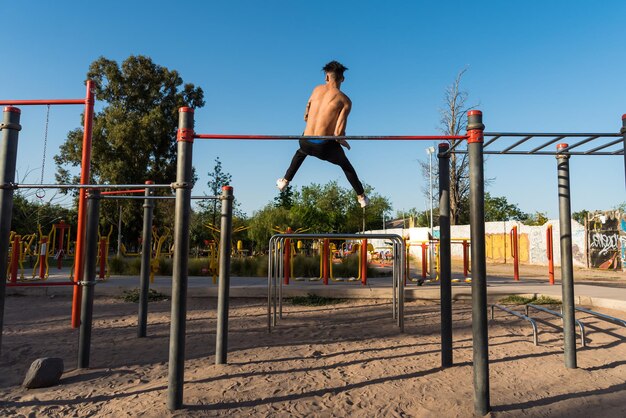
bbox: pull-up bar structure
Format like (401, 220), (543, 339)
(194, 133), (468, 141)
(0, 84), (95, 329)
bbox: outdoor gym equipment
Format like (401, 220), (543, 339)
(490, 304), (539, 346)
(267, 233), (406, 332)
(525, 303), (586, 347)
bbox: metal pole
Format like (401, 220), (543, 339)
(428, 146), (434, 277)
(71, 80), (95, 329)
(168, 107), (194, 411)
(438, 142), (452, 368)
(0, 106), (21, 354)
(116, 204), (122, 257)
(77, 190), (101, 368)
(138, 181), (154, 338)
(621, 114), (626, 189)
(467, 110), (490, 416)
(216, 186), (233, 365)
(556, 143), (577, 369)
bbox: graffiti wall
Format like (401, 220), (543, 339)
(587, 211), (622, 270)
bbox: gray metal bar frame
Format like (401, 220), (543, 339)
(526, 304), (586, 347)
(99, 195), (219, 200)
(556, 143), (578, 367)
(574, 306), (626, 328)
(0, 107), (21, 354)
(490, 304), (538, 346)
(77, 190), (101, 368)
(215, 186), (234, 365)
(267, 233), (406, 333)
(167, 108), (194, 411)
(5, 183), (172, 190)
(438, 142), (453, 368)
(138, 183), (154, 338)
(468, 110), (490, 416)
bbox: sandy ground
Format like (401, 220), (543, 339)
(1, 292), (626, 417)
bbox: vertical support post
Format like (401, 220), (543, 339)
(556, 143), (577, 369)
(10, 235), (20, 283)
(39, 237), (48, 279)
(72, 80), (95, 328)
(283, 227), (292, 285)
(138, 180), (154, 338)
(421, 243), (428, 279)
(56, 222), (66, 270)
(468, 109), (490, 416)
(216, 186), (233, 365)
(360, 238), (368, 286)
(168, 107), (195, 411)
(116, 205), (123, 257)
(438, 142), (452, 368)
(546, 225), (555, 285)
(98, 237), (106, 279)
(511, 225), (519, 281)
(323, 238), (329, 285)
(78, 190), (100, 368)
(621, 114), (626, 189)
(463, 240), (470, 278)
(0, 106), (21, 353)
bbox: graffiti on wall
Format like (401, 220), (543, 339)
(587, 212), (621, 270)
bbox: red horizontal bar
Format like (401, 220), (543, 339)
(6, 281), (77, 287)
(194, 134), (468, 141)
(100, 189), (146, 195)
(0, 99), (85, 106)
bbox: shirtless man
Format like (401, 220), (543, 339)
(277, 61), (369, 207)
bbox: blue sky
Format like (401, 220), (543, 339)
(2, 1), (625, 219)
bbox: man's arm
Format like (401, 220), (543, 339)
(334, 99), (352, 149)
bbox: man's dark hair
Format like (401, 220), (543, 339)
(322, 60), (348, 79)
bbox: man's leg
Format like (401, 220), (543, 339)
(321, 142), (365, 196)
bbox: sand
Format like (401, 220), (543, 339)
(1, 292), (626, 417)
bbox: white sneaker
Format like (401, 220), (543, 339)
(276, 178), (289, 191)
(357, 194), (370, 208)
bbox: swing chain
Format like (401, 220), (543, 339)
(36, 105), (50, 200)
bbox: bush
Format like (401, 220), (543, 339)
(499, 295), (562, 305)
(120, 288), (169, 303)
(289, 293), (345, 306)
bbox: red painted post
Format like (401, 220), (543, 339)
(72, 80), (96, 328)
(39, 237), (48, 279)
(360, 239), (368, 286)
(463, 240), (470, 278)
(421, 242), (428, 279)
(405, 239), (410, 286)
(323, 238), (330, 285)
(98, 237), (107, 279)
(10, 235), (20, 283)
(546, 225), (555, 285)
(510, 226), (519, 281)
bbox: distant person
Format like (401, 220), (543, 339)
(276, 61), (369, 207)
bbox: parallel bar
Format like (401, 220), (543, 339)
(7, 281), (77, 287)
(484, 132), (620, 137)
(195, 134), (468, 141)
(490, 304), (538, 346)
(455, 151), (622, 156)
(0, 99), (85, 106)
(0, 106), (21, 354)
(558, 136), (600, 152)
(215, 186), (234, 365)
(529, 136), (566, 153)
(584, 138), (624, 154)
(99, 195), (219, 200)
(483, 135), (501, 148)
(77, 190), (100, 368)
(526, 304), (585, 347)
(575, 306), (626, 327)
(11, 183), (172, 189)
(100, 189), (146, 195)
(438, 142), (453, 368)
(500, 135), (532, 153)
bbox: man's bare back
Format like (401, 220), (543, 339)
(304, 85), (352, 136)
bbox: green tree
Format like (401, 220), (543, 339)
(205, 157), (233, 226)
(483, 193), (528, 222)
(572, 209), (589, 225)
(274, 185), (294, 209)
(54, 55), (204, 245)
